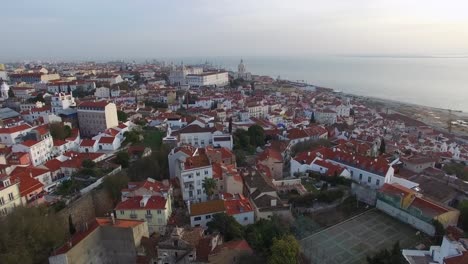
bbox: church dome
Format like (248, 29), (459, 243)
(238, 59), (245, 73)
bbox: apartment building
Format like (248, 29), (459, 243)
(0, 176), (22, 216)
(77, 101), (118, 137)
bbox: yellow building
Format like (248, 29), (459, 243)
(115, 195), (172, 235)
(0, 176), (22, 216)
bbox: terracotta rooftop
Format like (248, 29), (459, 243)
(78, 101), (110, 109)
(115, 196), (167, 210)
(190, 199), (225, 216)
(184, 153), (211, 170)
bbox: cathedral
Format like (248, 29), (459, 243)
(233, 59), (252, 81)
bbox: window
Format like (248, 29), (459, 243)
(367, 177), (371, 183)
(359, 174), (362, 181)
(120, 210), (124, 215)
(194, 216), (201, 221)
(376, 179), (380, 186)
(157, 210), (162, 214)
(146, 210), (152, 215)
(205, 215), (211, 220)
(0, 197), (4, 205)
(197, 189), (201, 195)
(196, 172), (200, 176)
(244, 217), (248, 221)
(204, 170), (208, 175)
(197, 180), (200, 186)
(8, 193), (14, 201)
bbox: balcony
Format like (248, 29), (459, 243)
(145, 214), (153, 219)
(130, 214), (137, 219)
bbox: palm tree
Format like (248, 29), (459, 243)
(202, 178), (217, 200)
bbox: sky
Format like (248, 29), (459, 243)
(1, 0), (468, 60)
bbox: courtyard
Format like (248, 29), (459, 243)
(300, 209), (421, 264)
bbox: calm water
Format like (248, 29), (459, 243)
(165, 56), (468, 112)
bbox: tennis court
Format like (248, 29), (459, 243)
(300, 209), (421, 264)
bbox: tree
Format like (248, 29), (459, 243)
(247, 125), (265, 147)
(124, 130), (141, 144)
(128, 144), (171, 181)
(26, 93), (45, 103)
(234, 149), (247, 167)
(49, 123), (72, 140)
(228, 117), (233, 134)
(82, 159), (96, 169)
(207, 213), (244, 241)
(68, 214), (76, 236)
(245, 216), (289, 255)
(0, 206), (67, 264)
(115, 151), (130, 168)
(103, 172), (130, 205)
(310, 113), (315, 123)
(432, 219), (445, 244)
(366, 241), (404, 264)
(458, 201), (468, 231)
(8, 89), (15, 98)
(117, 110), (128, 122)
(202, 178), (217, 200)
(268, 235), (300, 264)
(379, 138), (386, 155)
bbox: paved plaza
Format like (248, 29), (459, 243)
(300, 209), (420, 264)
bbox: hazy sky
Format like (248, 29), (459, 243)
(2, 0), (468, 60)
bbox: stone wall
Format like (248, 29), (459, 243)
(58, 188), (114, 233)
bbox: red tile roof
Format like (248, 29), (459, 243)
(43, 159), (62, 172)
(20, 139), (40, 147)
(115, 196), (167, 210)
(10, 171), (44, 197)
(190, 199), (225, 216)
(124, 178), (170, 193)
(98, 136), (116, 144)
(78, 101), (110, 109)
(34, 124), (50, 136)
(0, 124), (31, 134)
(52, 218), (145, 256)
(11, 166), (50, 178)
(224, 195), (253, 215)
(80, 139), (96, 147)
(444, 250), (468, 264)
(184, 153), (211, 170)
(257, 148), (282, 162)
(212, 239), (253, 254)
(312, 159), (346, 176)
(53, 139), (67, 146)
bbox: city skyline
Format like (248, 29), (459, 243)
(1, 0), (468, 60)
